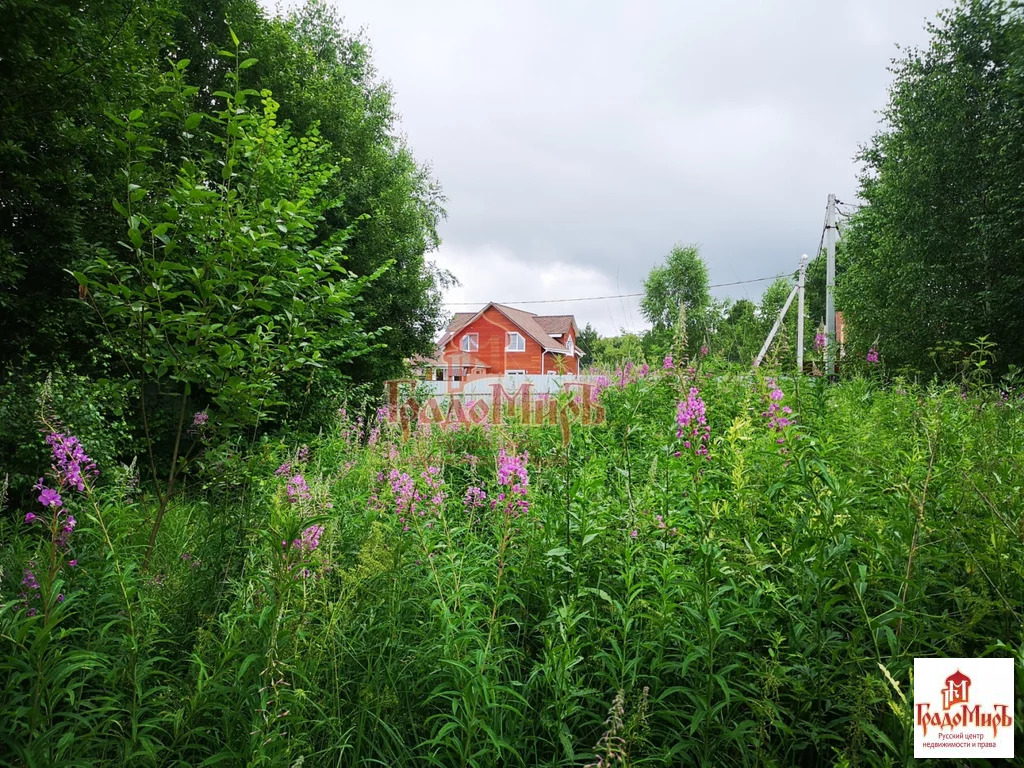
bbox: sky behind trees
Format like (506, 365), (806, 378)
(313, 0), (947, 335)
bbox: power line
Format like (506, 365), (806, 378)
(442, 274), (789, 306)
(810, 201), (828, 262)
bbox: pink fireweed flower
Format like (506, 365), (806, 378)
(497, 449), (529, 488)
(675, 387), (710, 457)
(56, 515), (76, 550)
(44, 432), (97, 492)
(286, 474), (311, 503)
(615, 362), (637, 388)
(24, 511), (38, 524)
(38, 487), (62, 508)
(19, 568), (41, 615)
(192, 411), (209, 428)
(630, 529), (638, 539)
(496, 449), (530, 516)
(700, 345), (709, 356)
(866, 348), (879, 364)
(292, 524), (323, 553)
(814, 332), (827, 352)
(21, 569), (39, 590)
(662, 356), (674, 370)
(464, 485), (487, 509)
(762, 378), (793, 431)
(389, 469), (416, 517)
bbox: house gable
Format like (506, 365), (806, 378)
(431, 303), (581, 376)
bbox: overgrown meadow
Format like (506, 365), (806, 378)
(2, 361), (1022, 767)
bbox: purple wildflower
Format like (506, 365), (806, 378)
(192, 411), (209, 428)
(292, 524), (323, 553)
(464, 485), (487, 509)
(19, 568), (41, 615)
(814, 332), (827, 352)
(762, 378), (793, 431)
(662, 356), (674, 370)
(675, 387), (710, 457)
(497, 449), (530, 516)
(24, 511), (38, 524)
(44, 432), (97, 492)
(286, 474), (311, 503)
(56, 515), (76, 550)
(38, 487), (62, 508)
(866, 348), (879, 364)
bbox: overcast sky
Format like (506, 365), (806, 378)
(317, 1), (948, 336)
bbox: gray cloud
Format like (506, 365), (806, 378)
(320, 0), (948, 334)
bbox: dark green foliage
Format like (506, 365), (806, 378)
(0, 0), (445, 481)
(576, 323), (599, 368)
(0, 0), (173, 363)
(841, 0), (1024, 374)
(713, 298), (761, 364)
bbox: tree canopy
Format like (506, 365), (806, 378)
(0, 0), (445, 394)
(840, 0), (1024, 374)
(639, 244), (712, 358)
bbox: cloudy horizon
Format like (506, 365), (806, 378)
(314, 1), (949, 336)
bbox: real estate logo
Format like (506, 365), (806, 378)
(914, 657), (1015, 758)
(384, 379), (605, 445)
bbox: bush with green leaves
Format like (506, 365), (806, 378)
(75, 50), (387, 557)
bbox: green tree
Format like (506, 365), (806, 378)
(0, 0), (173, 363)
(78, 56), (381, 558)
(639, 244), (711, 359)
(0, 0), (445, 391)
(713, 299), (759, 364)
(576, 322), (599, 368)
(841, 0), (1024, 373)
(591, 333), (645, 368)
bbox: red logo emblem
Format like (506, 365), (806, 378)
(942, 670), (971, 710)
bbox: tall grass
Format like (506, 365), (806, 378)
(2, 365), (1022, 766)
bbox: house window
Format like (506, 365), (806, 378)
(434, 369), (444, 381)
(566, 337), (574, 353)
(506, 332), (525, 352)
(507, 369), (526, 376)
(461, 333), (478, 352)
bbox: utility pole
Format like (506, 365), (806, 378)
(754, 282), (799, 368)
(796, 253), (808, 373)
(825, 193), (837, 377)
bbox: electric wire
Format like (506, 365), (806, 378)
(443, 274), (789, 306)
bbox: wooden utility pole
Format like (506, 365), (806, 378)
(796, 253), (808, 373)
(825, 194), (837, 377)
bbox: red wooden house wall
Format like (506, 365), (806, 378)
(441, 307), (578, 376)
